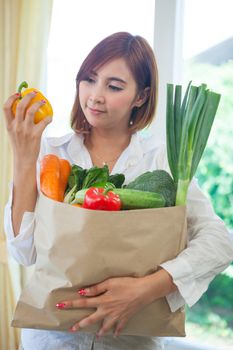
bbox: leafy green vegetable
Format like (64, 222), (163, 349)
(64, 184), (77, 204)
(166, 81), (221, 205)
(82, 165), (109, 188)
(66, 165), (87, 194)
(125, 170), (176, 207)
(108, 173), (125, 188)
(64, 164), (125, 204)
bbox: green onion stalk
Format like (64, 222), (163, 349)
(166, 81), (221, 206)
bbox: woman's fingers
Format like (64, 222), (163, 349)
(69, 310), (103, 332)
(16, 93), (52, 132)
(97, 316), (118, 338)
(3, 90), (43, 126)
(70, 313), (126, 338)
(35, 115), (53, 134)
(24, 99), (47, 127)
(56, 295), (100, 309)
(114, 318), (128, 337)
(3, 90), (52, 165)
(3, 90), (52, 133)
(3, 93), (20, 130)
(58, 277), (145, 336)
(15, 91), (40, 122)
(78, 280), (109, 297)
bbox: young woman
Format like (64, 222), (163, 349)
(4, 32), (233, 350)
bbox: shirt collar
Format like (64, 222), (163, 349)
(124, 133), (143, 168)
(45, 132), (74, 146)
(67, 133), (91, 167)
(67, 132), (145, 172)
(47, 130), (157, 173)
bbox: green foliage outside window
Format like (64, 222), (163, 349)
(185, 60), (233, 230)
(185, 60), (233, 345)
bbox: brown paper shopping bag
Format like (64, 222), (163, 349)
(12, 192), (187, 337)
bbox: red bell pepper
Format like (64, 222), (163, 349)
(82, 187), (121, 211)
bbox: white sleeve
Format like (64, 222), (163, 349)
(4, 181), (37, 266)
(4, 142), (44, 267)
(4, 133), (72, 267)
(160, 179), (233, 311)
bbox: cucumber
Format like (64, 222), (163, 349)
(113, 188), (166, 209)
(72, 188), (166, 209)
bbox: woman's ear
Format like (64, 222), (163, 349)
(134, 87), (150, 108)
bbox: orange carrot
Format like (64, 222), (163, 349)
(40, 154), (71, 202)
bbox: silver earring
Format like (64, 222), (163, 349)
(129, 120), (133, 126)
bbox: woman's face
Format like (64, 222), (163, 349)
(79, 58), (141, 133)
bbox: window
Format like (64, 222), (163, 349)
(182, 1), (233, 349)
(46, 0), (155, 136)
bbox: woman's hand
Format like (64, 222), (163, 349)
(3, 91), (52, 235)
(57, 276), (152, 338)
(3, 91), (52, 166)
(56, 270), (176, 338)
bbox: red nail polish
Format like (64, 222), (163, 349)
(56, 303), (66, 309)
(78, 289), (87, 296)
(15, 93), (21, 97)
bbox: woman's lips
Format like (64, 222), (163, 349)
(88, 106), (105, 115)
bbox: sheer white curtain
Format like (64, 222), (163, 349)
(0, 1), (53, 348)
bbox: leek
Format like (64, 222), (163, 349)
(166, 81), (221, 206)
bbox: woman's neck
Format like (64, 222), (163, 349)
(85, 128), (131, 151)
(84, 128), (132, 170)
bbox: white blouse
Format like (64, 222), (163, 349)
(4, 131), (233, 350)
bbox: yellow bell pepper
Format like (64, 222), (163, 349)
(12, 81), (53, 124)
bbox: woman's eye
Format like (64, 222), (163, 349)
(84, 77), (95, 83)
(109, 85), (123, 91)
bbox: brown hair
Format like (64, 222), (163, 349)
(71, 32), (158, 133)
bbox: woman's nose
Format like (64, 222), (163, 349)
(89, 86), (105, 104)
